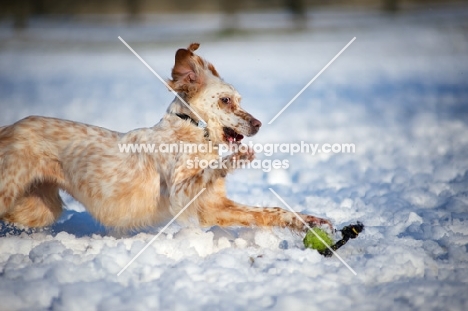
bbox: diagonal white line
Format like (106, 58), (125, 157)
(268, 188), (357, 276)
(117, 188), (206, 276)
(268, 37), (356, 124)
(118, 36), (207, 127)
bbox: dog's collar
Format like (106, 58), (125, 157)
(175, 113), (210, 140)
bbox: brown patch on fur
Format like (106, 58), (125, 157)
(208, 63), (220, 77)
(194, 55), (205, 67)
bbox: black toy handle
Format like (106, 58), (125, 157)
(319, 222), (364, 257)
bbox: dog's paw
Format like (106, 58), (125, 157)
(303, 215), (334, 233)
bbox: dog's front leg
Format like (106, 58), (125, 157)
(170, 150), (332, 232)
(198, 197), (333, 233)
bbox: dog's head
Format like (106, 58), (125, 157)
(167, 43), (261, 145)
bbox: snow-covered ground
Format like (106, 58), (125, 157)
(1, 6), (468, 311)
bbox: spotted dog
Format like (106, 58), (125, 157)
(0, 43), (331, 234)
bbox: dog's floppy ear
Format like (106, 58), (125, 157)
(168, 43), (203, 95)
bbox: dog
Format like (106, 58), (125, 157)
(0, 43), (331, 234)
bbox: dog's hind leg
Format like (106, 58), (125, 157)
(3, 181), (63, 227)
(0, 147), (65, 227)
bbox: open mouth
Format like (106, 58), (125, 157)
(223, 127), (244, 143)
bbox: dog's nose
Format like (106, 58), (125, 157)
(250, 118), (262, 128)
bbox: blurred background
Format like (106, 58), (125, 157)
(1, 0), (467, 127)
(0, 0), (455, 21)
(1, 0), (467, 32)
(0, 0), (466, 29)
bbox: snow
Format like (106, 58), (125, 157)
(1, 5), (468, 311)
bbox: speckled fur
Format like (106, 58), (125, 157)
(0, 43), (331, 232)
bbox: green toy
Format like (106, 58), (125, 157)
(303, 227), (334, 252)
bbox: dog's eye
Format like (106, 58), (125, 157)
(220, 97), (231, 104)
